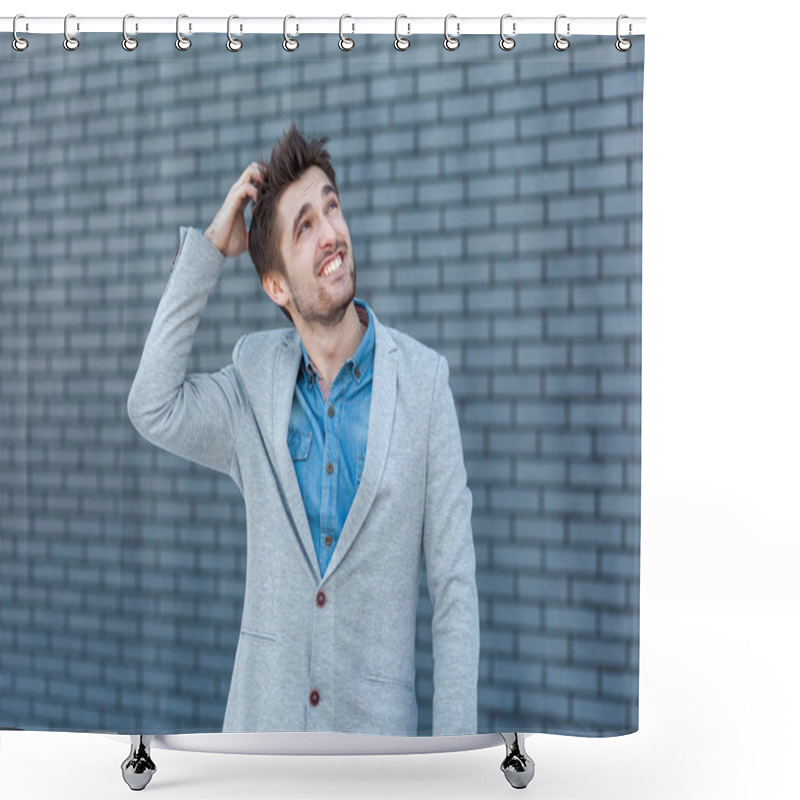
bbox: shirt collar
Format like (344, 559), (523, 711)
(298, 298), (374, 386)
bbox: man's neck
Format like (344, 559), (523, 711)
(297, 302), (365, 389)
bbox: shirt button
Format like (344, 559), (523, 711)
(325, 535), (332, 547)
(328, 405), (335, 418)
(316, 590), (326, 607)
(309, 689), (320, 707)
(326, 462), (334, 475)
(354, 366), (361, 379)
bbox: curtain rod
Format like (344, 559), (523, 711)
(0, 16), (646, 37)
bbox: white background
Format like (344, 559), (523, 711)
(2, 1), (799, 798)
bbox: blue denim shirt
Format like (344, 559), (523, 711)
(288, 298), (374, 578)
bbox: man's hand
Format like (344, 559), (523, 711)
(203, 162), (263, 257)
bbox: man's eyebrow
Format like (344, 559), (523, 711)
(292, 184), (338, 236)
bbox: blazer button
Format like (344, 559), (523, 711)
(316, 590), (326, 607)
(328, 405), (335, 418)
(309, 689), (320, 707)
(326, 462), (334, 475)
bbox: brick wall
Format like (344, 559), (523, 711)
(0, 32), (642, 735)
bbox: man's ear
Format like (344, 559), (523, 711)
(262, 271), (290, 311)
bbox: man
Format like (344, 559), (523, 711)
(127, 123), (479, 736)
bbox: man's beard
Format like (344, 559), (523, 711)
(288, 252), (357, 328)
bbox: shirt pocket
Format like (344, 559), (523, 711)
(288, 427), (312, 462)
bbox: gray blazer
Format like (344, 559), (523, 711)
(127, 227), (479, 736)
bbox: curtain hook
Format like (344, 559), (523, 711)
(63, 13), (80, 51)
(499, 14), (516, 51)
(227, 15), (242, 51)
(616, 14), (632, 51)
(443, 14), (460, 51)
(12, 14), (29, 51)
(553, 14), (570, 51)
(283, 15), (299, 51)
(394, 15), (410, 50)
(175, 14), (191, 50)
(122, 14), (138, 51)
(339, 14), (355, 51)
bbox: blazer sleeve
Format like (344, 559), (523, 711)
(127, 226), (247, 475)
(422, 355), (480, 736)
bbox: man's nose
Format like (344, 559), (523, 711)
(318, 215), (337, 248)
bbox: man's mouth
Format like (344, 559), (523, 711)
(319, 252), (344, 278)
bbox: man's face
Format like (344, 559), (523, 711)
(267, 165), (356, 328)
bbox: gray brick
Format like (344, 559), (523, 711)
(549, 194), (600, 223)
(602, 70), (642, 104)
(573, 393), (629, 424)
(519, 690), (570, 719)
(547, 135), (600, 165)
(545, 606), (598, 635)
(600, 551), (639, 580)
(443, 91), (490, 120)
(519, 227), (569, 254)
(603, 130), (643, 158)
(546, 664), (599, 693)
(575, 101), (629, 132)
(468, 116), (516, 146)
(601, 669), (638, 700)
(572, 579), (627, 607)
(573, 696), (628, 728)
(418, 68), (463, 96)
(572, 343), (626, 368)
(444, 147), (491, 176)
(395, 153), (441, 180)
(546, 75), (600, 106)
(519, 167), (569, 196)
(604, 190), (640, 218)
(573, 638), (628, 668)
(574, 161), (628, 191)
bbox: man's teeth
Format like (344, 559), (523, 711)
(321, 255), (343, 277)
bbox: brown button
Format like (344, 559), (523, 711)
(354, 366), (361, 379)
(326, 462), (334, 475)
(309, 689), (320, 707)
(316, 590), (326, 607)
(328, 405), (335, 418)
(325, 535), (332, 547)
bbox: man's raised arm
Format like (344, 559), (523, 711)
(126, 163), (263, 474)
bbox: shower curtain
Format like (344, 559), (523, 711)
(0, 27), (643, 738)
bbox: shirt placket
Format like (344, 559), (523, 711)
(320, 373), (340, 577)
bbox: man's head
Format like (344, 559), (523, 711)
(249, 123), (355, 328)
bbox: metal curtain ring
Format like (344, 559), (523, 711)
(12, 14), (29, 51)
(394, 15), (410, 50)
(499, 14), (516, 51)
(283, 15), (299, 51)
(175, 14), (191, 50)
(553, 14), (570, 51)
(122, 14), (138, 51)
(63, 13), (80, 51)
(443, 14), (460, 51)
(339, 14), (354, 50)
(227, 15), (242, 51)
(616, 14), (632, 51)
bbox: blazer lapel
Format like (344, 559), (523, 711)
(239, 329), (321, 583)
(271, 331), (322, 582)
(322, 316), (397, 582)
